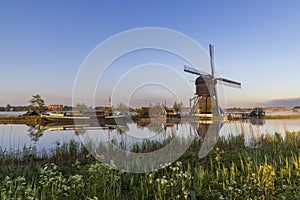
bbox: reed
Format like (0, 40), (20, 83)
(0, 130), (300, 199)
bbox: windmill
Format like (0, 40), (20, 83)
(184, 44), (241, 117)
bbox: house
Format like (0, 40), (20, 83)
(47, 105), (63, 112)
(166, 108), (176, 117)
(138, 107), (150, 117)
(23, 110), (39, 116)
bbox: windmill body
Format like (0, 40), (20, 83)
(184, 44), (241, 118)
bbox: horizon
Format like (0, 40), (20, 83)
(1, 1), (300, 108)
(1, 99), (300, 110)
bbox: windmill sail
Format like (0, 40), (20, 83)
(209, 44), (215, 77)
(184, 65), (209, 76)
(209, 44), (220, 117)
(217, 78), (241, 88)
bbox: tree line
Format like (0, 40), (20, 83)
(1, 94), (185, 114)
(0, 94), (72, 112)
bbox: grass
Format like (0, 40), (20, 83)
(0, 130), (300, 199)
(0, 116), (40, 124)
(262, 114), (300, 119)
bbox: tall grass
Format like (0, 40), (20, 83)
(0, 130), (300, 199)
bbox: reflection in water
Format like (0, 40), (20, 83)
(70, 117), (224, 172)
(1, 117), (298, 160)
(38, 118), (223, 155)
(248, 118), (265, 126)
(74, 128), (86, 136)
(27, 125), (45, 143)
(190, 120), (223, 158)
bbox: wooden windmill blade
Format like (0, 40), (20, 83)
(216, 78), (242, 88)
(209, 44), (221, 116)
(210, 44), (241, 89)
(184, 65), (209, 76)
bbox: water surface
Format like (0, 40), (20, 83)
(0, 118), (299, 153)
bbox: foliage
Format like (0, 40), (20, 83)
(29, 94), (46, 113)
(149, 104), (165, 117)
(75, 103), (88, 112)
(5, 104), (11, 112)
(0, 106), (29, 112)
(253, 107), (264, 111)
(62, 105), (73, 111)
(173, 101), (183, 113)
(0, 131), (300, 199)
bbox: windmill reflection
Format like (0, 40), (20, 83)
(190, 119), (223, 158)
(248, 118), (265, 126)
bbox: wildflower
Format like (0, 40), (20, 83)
(160, 179), (168, 185)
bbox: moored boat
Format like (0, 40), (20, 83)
(97, 114), (128, 125)
(40, 114), (90, 123)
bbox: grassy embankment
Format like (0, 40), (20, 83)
(262, 114), (300, 119)
(0, 128), (300, 199)
(0, 116), (40, 125)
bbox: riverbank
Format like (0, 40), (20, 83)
(0, 130), (299, 199)
(263, 114), (300, 119)
(1, 114), (300, 126)
(0, 116), (40, 125)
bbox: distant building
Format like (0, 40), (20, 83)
(165, 108), (175, 117)
(47, 105), (63, 112)
(23, 110), (39, 116)
(138, 107), (150, 117)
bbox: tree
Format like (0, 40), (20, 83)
(29, 94), (46, 113)
(75, 103), (88, 113)
(63, 105), (73, 111)
(149, 104), (165, 117)
(5, 104), (11, 111)
(173, 101), (183, 114)
(116, 103), (128, 114)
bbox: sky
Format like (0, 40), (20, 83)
(1, 0), (300, 108)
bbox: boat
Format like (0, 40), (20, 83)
(97, 114), (128, 125)
(41, 111), (129, 126)
(40, 114), (90, 124)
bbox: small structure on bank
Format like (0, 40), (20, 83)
(23, 110), (39, 116)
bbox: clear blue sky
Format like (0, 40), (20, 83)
(1, 1), (300, 108)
